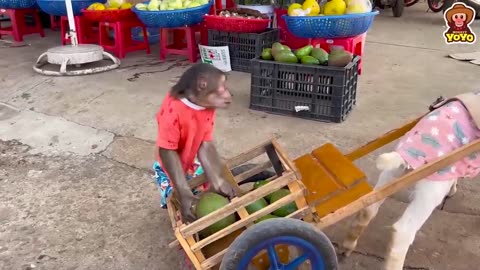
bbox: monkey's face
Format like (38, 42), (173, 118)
(453, 12), (467, 27)
(201, 75), (232, 109)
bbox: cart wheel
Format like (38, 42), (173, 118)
(428, 0), (445, 12)
(392, 0), (404, 17)
(219, 218), (338, 270)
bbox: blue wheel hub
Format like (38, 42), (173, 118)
(237, 236), (326, 270)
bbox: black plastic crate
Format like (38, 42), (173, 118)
(249, 56), (360, 123)
(208, 28), (279, 73)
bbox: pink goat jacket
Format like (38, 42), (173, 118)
(395, 100), (480, 181)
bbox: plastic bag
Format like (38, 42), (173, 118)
(345, 0), (372, 14)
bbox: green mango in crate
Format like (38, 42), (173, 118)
(294, 45), (313, 59)
(261, 48), (273, 60)
(311, 48), (329, 65)
(275, 51), (298, 63)
(301, 55), (320, 65)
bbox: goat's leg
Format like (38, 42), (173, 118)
(384, 178), (456, 270)
(341, 168), (403, 257)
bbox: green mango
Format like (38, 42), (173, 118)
(271, 42), (286, 59)
(282, 45), (292, 52)
(261, 48), (273, 60)
(254, 214), (279, 224)
(246, 198), (268, 214)
(294, 45), (313, 59)
(270, 189), (298, 217)
(311, 48), (329, 65)
(274, 51), (298, 63)
(301, 55), (320, 65)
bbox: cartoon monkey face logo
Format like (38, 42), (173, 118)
(443, 3), (476, 44)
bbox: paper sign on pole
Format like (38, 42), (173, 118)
(198, 45), (231, 72)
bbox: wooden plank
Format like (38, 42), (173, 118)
(235, 160), (272, 183)
(285, 206), (312, 220)
(271, 139), (297, 172)
(188, 174), (207, 189)
(222, 164), (243, 195)
(312, 143), (367, 187)
(190, 187), (305, 252)
(166, 197), (179, 230)
(344, 116), (423, 161)
(225, 138), (275, 168)
(175, 229), (203, 270)
(316, 139), (480, 229)
(200, 248), (227, 269)
(186, 236), (207, 264)
(181, 172), (297, 237)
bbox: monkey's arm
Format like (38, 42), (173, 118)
(198, 141), (236, 198)
(159, 148), (197, 222)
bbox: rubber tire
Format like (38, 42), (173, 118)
(442, 0), (456, 12)
(428, 0), (445, 12)
(219, 218), (338, 270)
(392, 0), (405, 17)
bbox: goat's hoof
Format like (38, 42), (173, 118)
(337, 248), (353, 262)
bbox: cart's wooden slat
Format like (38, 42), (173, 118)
(190, 187), (304, 252)
(345, 116), (423, 161)
(201, 247), (227, 269)
(271, 139), (298, 173)
(175, 229), (203, 269)
(285, 206), (312, 220)
(180, 171), (297, 237)
(226, 138), (277, 168)
(317, 139), (480, 229)
(235, 160), (272, 183)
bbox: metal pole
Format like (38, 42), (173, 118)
(65, 0), (79, 46)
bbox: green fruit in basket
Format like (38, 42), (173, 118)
(301, 55), (320, 65)
(147, 0), (160, 10)
(311, 48), (329, 65)
(275, 51), (298, 63)
(198, 0), (209, 4)
(195, 192), (236, 237)
(294, 44), (313, 59)
(261, 48), (273, 60)
(135, 3), (148, 10)
(188, 2), (201, 7)
(270, 189), (298, 217)
(159, 2), (167, 9)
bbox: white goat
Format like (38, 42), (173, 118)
(341, 93), (480, 270)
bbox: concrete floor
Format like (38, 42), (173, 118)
(1, 3), (480, 269)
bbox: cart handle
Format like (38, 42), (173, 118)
(316, 139), (480, 230)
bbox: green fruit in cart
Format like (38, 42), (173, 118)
(271, 42), (286, 58)
(246, 198), (269, 214)
(253, 179), (270, 189)
(294, 44), (313, 59)
(261, 48), (273, 60)
(301, 55), (320, 65)
(195, 192), (236, 237)
(270, 189), (298, 217)
(255, 214), (279, 224)
(311, 48), (329, 64)
(275, 52), (298, 63)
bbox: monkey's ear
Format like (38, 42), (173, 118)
(197, 77), (208, 92)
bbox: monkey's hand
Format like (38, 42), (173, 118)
(177, 190), (199, 223)
(210, 178), (237, 199)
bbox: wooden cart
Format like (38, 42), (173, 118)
(167, 113), (480, 270)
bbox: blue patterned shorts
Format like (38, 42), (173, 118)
(152, 159), (207, 209)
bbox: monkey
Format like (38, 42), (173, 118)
(153, 63), (236, 223)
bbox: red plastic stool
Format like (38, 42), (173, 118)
(50, 15), (60, 31)
(0, 8), (45, 42)
(160, 25), (202, 63)
(311, 33), (366, 74)
(99, 19), (150, 58)
(60, 16), (98, 45)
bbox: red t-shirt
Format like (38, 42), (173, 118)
(156, 92), (215, 173)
